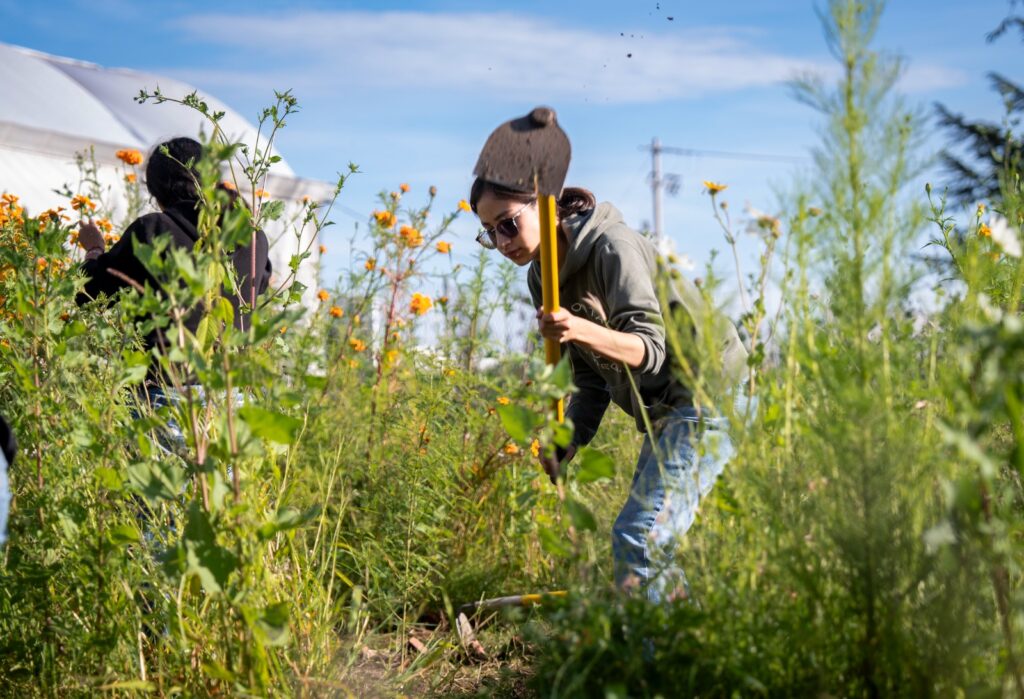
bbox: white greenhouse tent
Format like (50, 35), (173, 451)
(0, 41), (333, 309)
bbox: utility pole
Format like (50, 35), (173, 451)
(649, 137), (664, 245)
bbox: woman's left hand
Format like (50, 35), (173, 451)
(77, 222), (106, 253)
(537, 307), (581, 344)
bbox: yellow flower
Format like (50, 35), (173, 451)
(385, 349), (399, 365)
(504, 443), (520, 455)
(445, 368), (456, 377)
(373, 210), (396, 228)
(365, 258), (377, 272)
(349, 337), (367, 352)
(319, 244), (327, 254)
(37, 207), (68, 226)
(703, 180), (728, 195)
(496, 396), (511, 406)
(979, 223), (992, 238)
(115, 149), (143, 166)
(317, 289), (330, 302)
(125, 173), (137, 184)
(255, 188), (269, 199)
(399, 225), (423, 248)
(409, 292), (433, 315)
(103, 233), (119, 244)
(530, 439), (541, 458)
(329, 305), (344, 318)
(400, 183), (410, 193)
(36, 257), (47, 272)
(96, 218), (113, 233)
(436, 241), (451, 254)
(348, 358), (359, 368)
(70, 194), (96, 212)
(222, 180), (237, 191)
(302, 195), (312, 203)
(458, 199), (472, 213)
(280, 325), (288, 334)
(353, 314), (362, 326)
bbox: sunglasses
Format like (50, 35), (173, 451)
(475, 200), (534, 249)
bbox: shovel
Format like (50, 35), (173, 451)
(474, 106), (571, 423)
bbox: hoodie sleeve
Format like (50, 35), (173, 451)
(76, 217), (151, 305)
(594, 235), (667, 376)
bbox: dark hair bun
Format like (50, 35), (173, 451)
(529, 107), (556, 126)
(145, 137), (203, 208)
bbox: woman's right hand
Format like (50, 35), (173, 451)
(77, 222), (105, 253)
(539, 443), (577, 484)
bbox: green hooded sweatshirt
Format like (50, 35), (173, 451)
(527, 202), (747, 446)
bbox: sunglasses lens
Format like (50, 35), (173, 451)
(495, 218), (519, 239)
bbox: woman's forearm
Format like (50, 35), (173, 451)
(572, 317), (646, 369)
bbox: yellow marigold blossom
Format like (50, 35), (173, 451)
(348, 358), (359, 369)
(353, 313), (362, 326)
(317, 289), (330, 302)
(530, 439), (541, 458)
(400, 183), (410, 193)
(373, 210), (396, 228)
(280, 325), (288, 334)
(319, 244), (327, 254)
(979, 223), (992, 238)
(458, 199), (472, 213)
(436, 241), (451, 254)
(445, 368), (456, 377)
(399, 225), (423, 247)
(222, 180), (237, 191)
(255, 188), (269, 199)
(115, 149), (143, 166)
(70, 194), (96, 213)
(36, 257), (48, 271)
(38, 207), (68, 226)
(385, 349), (399, 365)
(409, 292), (433, 315)
(349, 338), (367, 352)
(329, 305), (344, 318)
(68, 230), (79, 245)
(503, 443), (520, 455)
(103, 233), (119, 244)
(497, 396), (511, 406)
(365, 258), (377, 272)
(96, 218), (113, 233)
(125, 173), (137, 184)
(702, 180), (728, 195)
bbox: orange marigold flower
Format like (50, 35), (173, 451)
(436, 241), (451, 254)
(319, 244), (327, 254)
(400, 183), (410, 193)
(36, 257), (48, 271)
(222, 180), (237, 191)
(349, 337), (367, 352)
(280, 325), (288, 334)
(438, 296), (449, 306)
(399, 225), (423, 247)
(702, 180), (728, 195)
(503, 443), (520, 455)
(255, 188), (269, 199)
(70, 194), (96, 212)
(530, 439), (541, 458)
(329, 305), (344, 318)
(979, 223), (992, 238)
(365, 258), (377, 272)
(317, 289), (330, 302)
(116, 149), (143, 166)
(125, 173), (137, 184)
(373, 210), (396, 228)
(409, 292), (433, 315)
(385, 349), (399, 365)
(497, 396), (511, 406)
(302, 195), (312, 203)
(96, 218), (113, 233)
(458, 199), (472, 213)
(103, 233), (119, 244)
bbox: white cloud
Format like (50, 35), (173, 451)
(170, 10), (831, 104)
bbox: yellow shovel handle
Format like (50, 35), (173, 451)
(538, 194), (564, 423)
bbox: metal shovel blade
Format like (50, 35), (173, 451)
(473, 106), (571, 197)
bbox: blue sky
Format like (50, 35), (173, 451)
(2, 0), (1022, 298)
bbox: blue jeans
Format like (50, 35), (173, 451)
(611, 405), (733, 603)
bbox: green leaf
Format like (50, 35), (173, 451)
(565, 497), (597, 532)
(182, 503), (239, 595)
(262, 200), (286, 222)
(239, 405), (302, 445)
(497, 404), (542, 442)
(256, 601), (291, 646)
(575, 446), (615, 484)
(257, 506), (320, 540)
(108, 523), (141, 546)
(127, 459), (188, 504)
(537, 525), (572, 558)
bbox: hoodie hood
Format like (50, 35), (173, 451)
(529, 202), (626, 284)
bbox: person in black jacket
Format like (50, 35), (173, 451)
(76, 137), (272, 451)
(0, 413), (13, 548)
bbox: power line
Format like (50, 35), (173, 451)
(640, 139), (807, 242)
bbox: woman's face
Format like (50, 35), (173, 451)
(475, 189), (540, 266)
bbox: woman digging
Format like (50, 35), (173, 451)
(470, 128), (747, 603)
